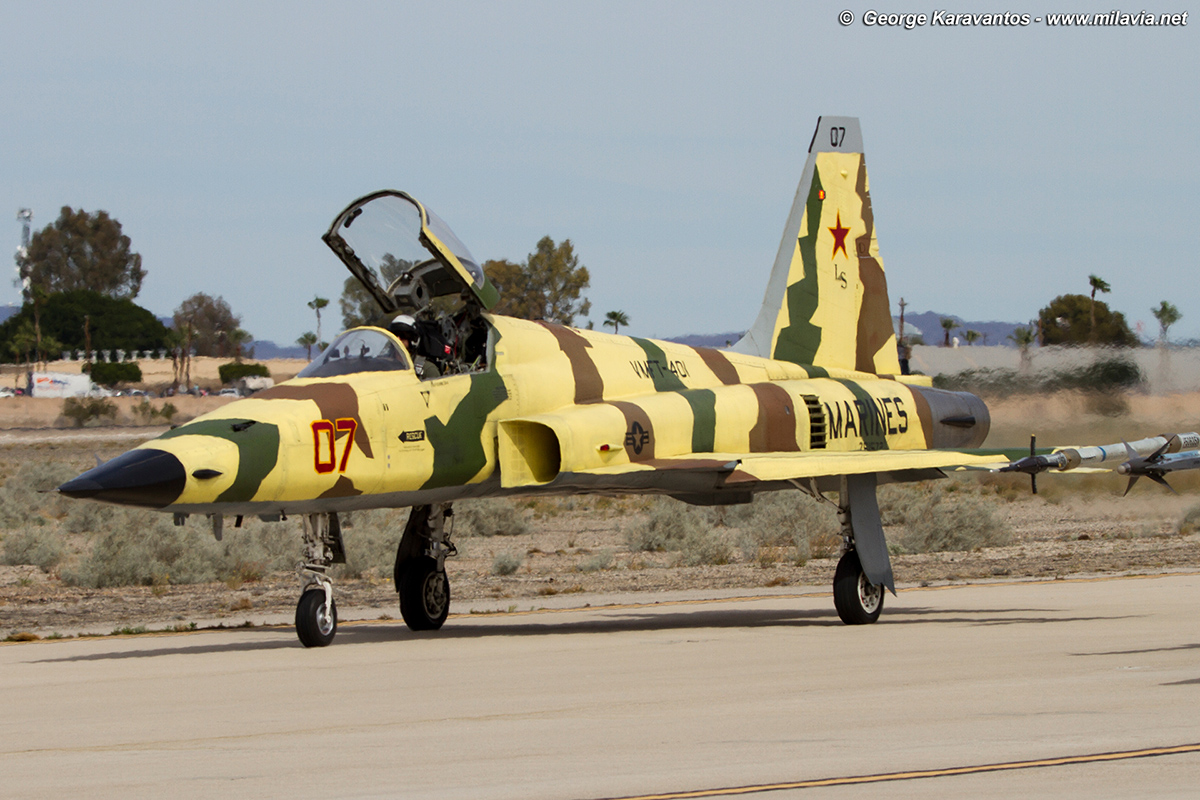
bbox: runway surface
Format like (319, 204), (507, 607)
(3, 574), (1200, 799)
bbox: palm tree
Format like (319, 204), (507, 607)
(227, 328), (253, 362)
(297, 331), (318, 360)
(1151, 301), (1181, 345)
(940, 317), (957, 347)
(963, 329), (981, 346)
(308, 296), (329, 345)
(603, 310), (630, 335)
(1088, 274), (1111, 342)
(1008, 325), (1035, 373)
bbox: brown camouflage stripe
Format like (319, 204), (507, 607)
(748, 383), (800, 452)
(609, 400), (656, 461)
(695, 347), (741, 385)
(256, 383), (374, 458)
(853, 155), (894, 375)
(318, 475), (363, 499)
(539, 322), (605, 404)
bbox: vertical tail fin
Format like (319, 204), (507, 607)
(732, 117), (900, 376)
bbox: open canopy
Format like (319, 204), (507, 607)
(322, 191), (499, 315)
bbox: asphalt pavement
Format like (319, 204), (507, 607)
(3, 574), (1199, 799)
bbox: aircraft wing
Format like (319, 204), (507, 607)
(569, 449), (1012, 483)
(541, 432), (1200, 500)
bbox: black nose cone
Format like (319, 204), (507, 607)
(58, 449), (187, 508)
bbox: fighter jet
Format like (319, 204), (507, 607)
(58, 117), (1200, 646)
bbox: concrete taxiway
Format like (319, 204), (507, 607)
(3, 574), (1199, 799)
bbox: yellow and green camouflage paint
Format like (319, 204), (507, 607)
(73, 116), (1004, 516)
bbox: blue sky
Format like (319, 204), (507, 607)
(2, 2), (1196, 345)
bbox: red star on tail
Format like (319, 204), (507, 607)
(829, 211), (850, 260)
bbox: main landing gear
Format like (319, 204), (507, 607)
(833, 550), (883, 624)
(828, 476), (888, 625)
(295, 513), (346, 648)
(394, 503), (455, 631)
(292, 505), (457, 647)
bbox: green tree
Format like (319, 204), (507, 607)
(308, 296), (329, 345)
(297, 331), (318, 360)
(603, 310), (630, 335)
(963, 329), (981, 346)
(339, 255), (409, 329)
(1151, 301), (1182, 344)
(940, 317), (957, 347)
(173, 293), (243, 358)
(0, 290), (168, 363)
(486, 237), (591, 325)
(1037, 294), (1137, 347)
(1087, 274), (1111, 342)
(87, 362), (142, 387)
(18, 207), (145, 299)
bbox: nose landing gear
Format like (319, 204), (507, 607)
(295, 513), (346, 648)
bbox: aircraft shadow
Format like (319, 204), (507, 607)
(30, 603), (1129, 661)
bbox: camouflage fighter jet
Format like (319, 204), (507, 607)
(58, 117), (1200, 646)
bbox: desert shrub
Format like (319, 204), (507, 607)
(63, 514), (212, 587)
(0, 461), (75, 528)
(1, 530), (64, 571)
(218, 362), (270, 384)
(336, 509), (403, 579)
(1179, 505), (1200, 535)
(726, 491), (841, 564)
(132, 399), (178, 424)
(933, 368), (1038, 395)
(678, 528), (732, 566)
(492, 551), (524, 575)
(577, 548), (615, 572)
(893, 486), (1012, 553)
(932, 357), (1143, 400)
(625, 499), (707, 552)
(60, 396), (117, 427)
(455, 499), (529, 537)
(86, 361), (142, 387)
(1048, 357), (1143, 393)
(63, 514), (301, 588)
(63, 501), (119, 534)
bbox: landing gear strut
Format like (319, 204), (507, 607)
(295, 513), (345, 647)
(394, 503), (454, 631)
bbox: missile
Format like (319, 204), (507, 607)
(1117, 439), (1200, 495)
(1001, 432), (1200, 494)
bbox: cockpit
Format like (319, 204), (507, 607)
(321, 190), (500, 380)
(296, 328), (411, 379)
(322, 191), (498, 317)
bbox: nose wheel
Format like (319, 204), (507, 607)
(296, 584), (338, 647)
(295, 513), (345, 647)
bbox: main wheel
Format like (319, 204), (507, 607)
(295, 588), (338, 647)
(833, 550), (884, 625)
(399, 556), (450, 631)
